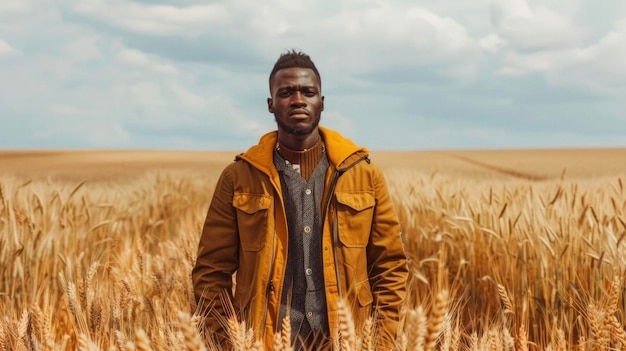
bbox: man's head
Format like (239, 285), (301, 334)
(269, 50), (321, 90)
(268, 50), (324, 141)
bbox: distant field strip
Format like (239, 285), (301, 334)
(450, 154), (551, 181)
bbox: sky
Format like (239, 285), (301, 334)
(0, 0), (625, 151)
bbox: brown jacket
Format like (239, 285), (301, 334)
(192, 126), (408, 350)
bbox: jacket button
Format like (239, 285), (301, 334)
(305, 268), (312, 275)
(306, 312), (313, 318)
(304, 226), (311, 233)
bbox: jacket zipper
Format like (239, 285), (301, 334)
(261, 169), (285, 341)
(261, 205), (277, 341)
(323, 171), (342, 298)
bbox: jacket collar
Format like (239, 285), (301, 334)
(237, 126), (368, 176)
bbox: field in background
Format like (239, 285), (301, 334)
(1, 148), (625, 350)
(2, 148), (625, 179)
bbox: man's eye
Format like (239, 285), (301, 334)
(279, 91), (291, 97)
(304, 91), (316, 97)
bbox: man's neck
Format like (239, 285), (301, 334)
(276, 137), (324, 181)
(277, 129), (320, 151)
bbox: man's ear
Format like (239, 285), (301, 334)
(267, 98), (274, 113)
(321, 96), (325, 111)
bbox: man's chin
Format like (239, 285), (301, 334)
(288, 127), (316, 136)
(276, 118), (320, 136)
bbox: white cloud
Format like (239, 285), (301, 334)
(582, 18), (626, 83)
(479, 33), (507, 53)
(67, 0), (481, 80)
(48, 104), (85, 115)
(266, 2), (483, 80)
(69, 0), (229, 36)
(117, 48), (178, 74)
(61, 35), (102, 62)
(0, 0), (32, 14)
(322, 110), (355, 139)
(123, 82), (169, 113)
(169, 83), (211, 110)
(491, 0), (589, 50)
(239, 119), (269, 137)
(0, 39), (21, 57)
(32, 116), (131, 146)
(499, 18), (626, 93)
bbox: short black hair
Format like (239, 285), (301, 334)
(269, 50), (321, 88)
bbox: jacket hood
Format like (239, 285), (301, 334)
(237, 126), (368, 175)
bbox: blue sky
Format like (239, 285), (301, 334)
(0, 0), (625, 151)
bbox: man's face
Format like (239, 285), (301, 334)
(268, 67), (324, 136)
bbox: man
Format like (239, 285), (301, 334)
(192, 50), (408, 350)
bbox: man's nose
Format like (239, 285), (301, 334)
(290, 91), (306, 106)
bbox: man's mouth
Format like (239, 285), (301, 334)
(290, 109), (309, 117)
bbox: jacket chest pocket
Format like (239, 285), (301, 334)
(335, 191), (375, 247)
(233, 193), (272, 251)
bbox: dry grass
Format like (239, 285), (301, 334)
(1, 149), (626, 350)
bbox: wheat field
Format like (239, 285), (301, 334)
(1, 148), (625, 351)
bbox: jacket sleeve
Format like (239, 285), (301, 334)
(367, 166), (408, 350)
(192, 167), (239, 347)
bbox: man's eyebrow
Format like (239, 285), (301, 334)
(276, 85), (318, 91)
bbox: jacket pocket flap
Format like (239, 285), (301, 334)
(233, 193), (272, 214)
(335, 192), (375, 211)
(357, 283), (373, 307)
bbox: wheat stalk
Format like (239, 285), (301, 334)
(516, 324), (528, 351)
(279, 314), (292, 351)
(31, 305), (54, 351)
(587, 303), (608, 348)
(115, 330), (129, 351)
(226, 315), (246, 351)
(489, 330), (500, 351)
(177, 311), (207, 351)
(0, 321), (8, 351)
(337, 299), (356, 351)
(468, 332), (479, 351)
(90, 298), (105, 342)
(360, 317), (375, 351)
(576, 335), (587, 351)
(554, 328), (566, 351)
(16, 310), (31, 351)
(425, 290), (449, 351)
(440, 318), (453, 351)
(79, 332), (101, 351)
(497, 284), (514, 315)
(610, 316), (626, 348)
(405, 306), (427, 351)
(133, 328), (153, 351)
